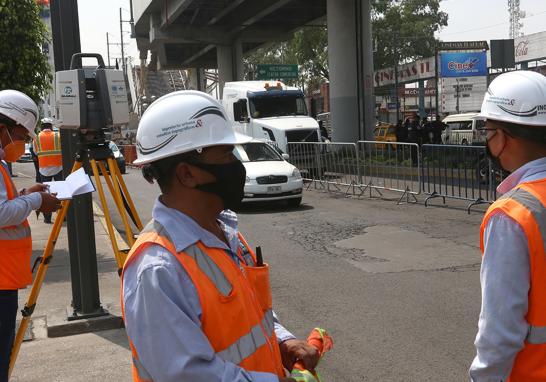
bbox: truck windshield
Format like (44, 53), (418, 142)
(248, 92), (308, 118)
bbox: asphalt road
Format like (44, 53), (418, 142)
(16, 163), (486, 381)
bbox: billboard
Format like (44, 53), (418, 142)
(440, 77), (487, 113)
(374, 56), (435, 87)
(514, 31), (546, 63)
(440, 52), (488, 77)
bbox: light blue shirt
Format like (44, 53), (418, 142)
(122, 198), (294, 382)
(469, 157), (546, 381)
(0, 161), (42, 227)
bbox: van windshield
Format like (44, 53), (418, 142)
(248, 91), (308, 118)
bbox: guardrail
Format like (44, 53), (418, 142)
(286, 142), (360, 195)
(357, 141), (420, 204)
(420, 144), (496, 212)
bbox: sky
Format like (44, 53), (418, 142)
(76, 0), (546, 66)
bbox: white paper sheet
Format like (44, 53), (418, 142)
(44, 168), (95, 200)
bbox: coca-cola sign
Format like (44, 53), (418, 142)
(514, 31), (546, 63)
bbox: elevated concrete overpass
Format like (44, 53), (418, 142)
(132, 0), (375, 141)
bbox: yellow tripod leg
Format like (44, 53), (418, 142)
(97, 160), (135, 249)
(9, 161), (81, 378)
(89, 160), (125, 271)
(108, 157), (143, 231)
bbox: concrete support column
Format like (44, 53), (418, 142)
(328, 0), (374, 142)
(217, 45), (234, 98)
(187, 68), (205, 91)
(217, 40), (244, 98)
(233, 39), (244, 81)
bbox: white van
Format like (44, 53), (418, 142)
(442, 112), (486, 145)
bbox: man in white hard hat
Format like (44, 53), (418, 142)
(469, 70), (546, 381)
(121, 90), (318, 382)
(0, 90), (61, 381)
(33, 117), (63, 223)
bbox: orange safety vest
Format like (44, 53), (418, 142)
(481, 178), (546, 382)
(34, 130), (62, 168)
(121, 220), (285, 381)
(0, 164), (32, 290)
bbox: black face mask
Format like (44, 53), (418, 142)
(485, 142), (504, 172)
(190, 160), (246, 210)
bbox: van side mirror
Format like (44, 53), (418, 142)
(233, 99), (249, 123)
(282, 153), (290, 160)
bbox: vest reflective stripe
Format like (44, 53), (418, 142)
(217, 309), (275, 365)
(132, 357), (153, 381)
(0, 224), (31, 240)
(185, 244), (233, 296)
(502, 188), (546, 249)
(528, 325), (546, 344)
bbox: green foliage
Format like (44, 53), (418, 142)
(0, 0), (52, 104)
(372, 0), (448, 69)
(244, 26), (328, 91)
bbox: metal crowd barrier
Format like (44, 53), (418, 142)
(286, 142), (360, 195)
(420, 144), (497, 212)
(357, 141), (420, 204)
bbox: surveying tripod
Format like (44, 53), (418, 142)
(9, 139), (143, 377)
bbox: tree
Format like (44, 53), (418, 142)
(372, 0), (448, 70)
(244, 26), (328, 91)
(0, 0), (52, 104)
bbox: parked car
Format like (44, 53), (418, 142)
(234, 140), (303, 206)
(374, 122), (397, 149)
(441, 113), (486, 145)
(109, 141), (126, 174)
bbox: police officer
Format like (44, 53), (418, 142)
(121, 91), (318, 382)
(470, 71), (546, 381)
(0, 90), (61, 382)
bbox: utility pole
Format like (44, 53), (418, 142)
(392, 31), (400, 123)
(106, 32), (111, 67)
(50, 0), (104, 320)
(119, 8), (125, 78)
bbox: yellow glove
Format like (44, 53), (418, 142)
(290, 369), (319, 382)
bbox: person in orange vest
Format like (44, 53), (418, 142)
(0, 90), (61, 382)
(121, 91), (319, 382)
(469, 71), (546, 381)
(33, 117), (63, 223)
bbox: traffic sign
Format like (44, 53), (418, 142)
(257, 64), (299, 80)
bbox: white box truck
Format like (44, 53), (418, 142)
(221, 81), (320, 152)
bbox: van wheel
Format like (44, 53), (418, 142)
(461, 139), (469, 145)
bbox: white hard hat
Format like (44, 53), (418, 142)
(0, 90), (39, 138)
(41, 117), (54, 125)
(134, 90), (251, 165)
(477, 70), (546, 127)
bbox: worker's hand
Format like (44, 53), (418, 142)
(38, 192), (61, 213)
(279, 339), (319, 372)
(25, 183), (49, 195)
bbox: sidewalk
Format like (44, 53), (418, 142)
(10, 171), (132, 381)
